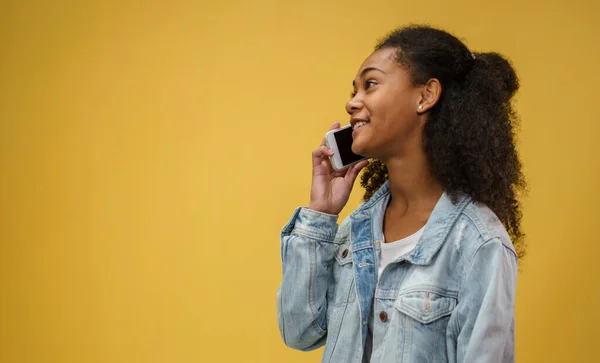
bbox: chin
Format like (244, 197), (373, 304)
(351, 142), (370, 158)
(351, 131), (375, 158)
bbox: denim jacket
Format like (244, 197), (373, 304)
(277, 181), (518, 363)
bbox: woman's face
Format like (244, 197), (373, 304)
(346, 47), (424, 160)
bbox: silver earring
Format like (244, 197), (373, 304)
(418, 104), (423, 111)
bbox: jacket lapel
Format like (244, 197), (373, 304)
(350, 211), (376, 345)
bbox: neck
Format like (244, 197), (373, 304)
(382, 151), (444, 216)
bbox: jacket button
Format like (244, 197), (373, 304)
(379, 311), (388, 322)
(341, 248), (349, 258)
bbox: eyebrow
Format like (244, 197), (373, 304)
(352, 67), (386, 87)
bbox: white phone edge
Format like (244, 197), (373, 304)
(325, 124), (365, 171)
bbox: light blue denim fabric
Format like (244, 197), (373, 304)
(277, 181), (518, 363)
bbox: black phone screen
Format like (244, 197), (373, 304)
(334, 127), (365, 166)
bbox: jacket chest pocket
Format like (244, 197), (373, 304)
(392, 289), (458, 362)
(330, 243), (355, 307)
(394, 289), (457, 324)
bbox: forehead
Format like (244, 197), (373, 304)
(357, 47), (401, 74)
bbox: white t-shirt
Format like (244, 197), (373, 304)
(378, 226), (425, 278)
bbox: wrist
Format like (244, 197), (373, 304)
(307, 203), (338, 216)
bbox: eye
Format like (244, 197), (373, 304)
(350, 80), (377, 98)
(365, 80), (377, 89)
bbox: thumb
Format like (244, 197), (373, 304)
(344, 160), (369, 185)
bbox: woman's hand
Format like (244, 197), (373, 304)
(308, 122), (369, 215)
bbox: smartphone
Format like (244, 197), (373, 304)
(325, 124), (367, 171)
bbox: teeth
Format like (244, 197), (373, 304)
(353, 121), (369, 130)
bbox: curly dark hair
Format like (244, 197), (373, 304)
(360, 25), (527, 259)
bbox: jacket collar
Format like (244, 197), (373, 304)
(351, 180), (472, 265)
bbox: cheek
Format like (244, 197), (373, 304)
(373, 95), (414, 131)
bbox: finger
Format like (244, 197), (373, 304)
(312, 145), (334, 158)
(344, 160), (369, 184)
(320, 121), (341, 146)
(312, 145), (334, 167)
(318, 159), (336, 175)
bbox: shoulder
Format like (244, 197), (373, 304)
(439, 199), (515, 256)
(435, 202), (518, 294)
(461, 201), (514, 251)
(440, 201), (517, 271)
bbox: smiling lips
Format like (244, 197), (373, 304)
(352, 120), (369, 131)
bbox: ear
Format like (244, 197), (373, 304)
(416, 78), (442, 114)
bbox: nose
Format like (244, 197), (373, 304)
(345, 95), (362, 115)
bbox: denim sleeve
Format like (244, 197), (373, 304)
(276, 207), (338, 351)
(454, 238), (518, 363)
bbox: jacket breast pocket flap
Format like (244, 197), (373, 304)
(394, 290), (457, 324)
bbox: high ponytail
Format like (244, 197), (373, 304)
(468, 52), (519, 103)
(360, 25), (527, 259)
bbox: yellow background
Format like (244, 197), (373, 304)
(1, 0), (598, 362)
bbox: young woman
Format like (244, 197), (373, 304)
(277, 25), (526, 363)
